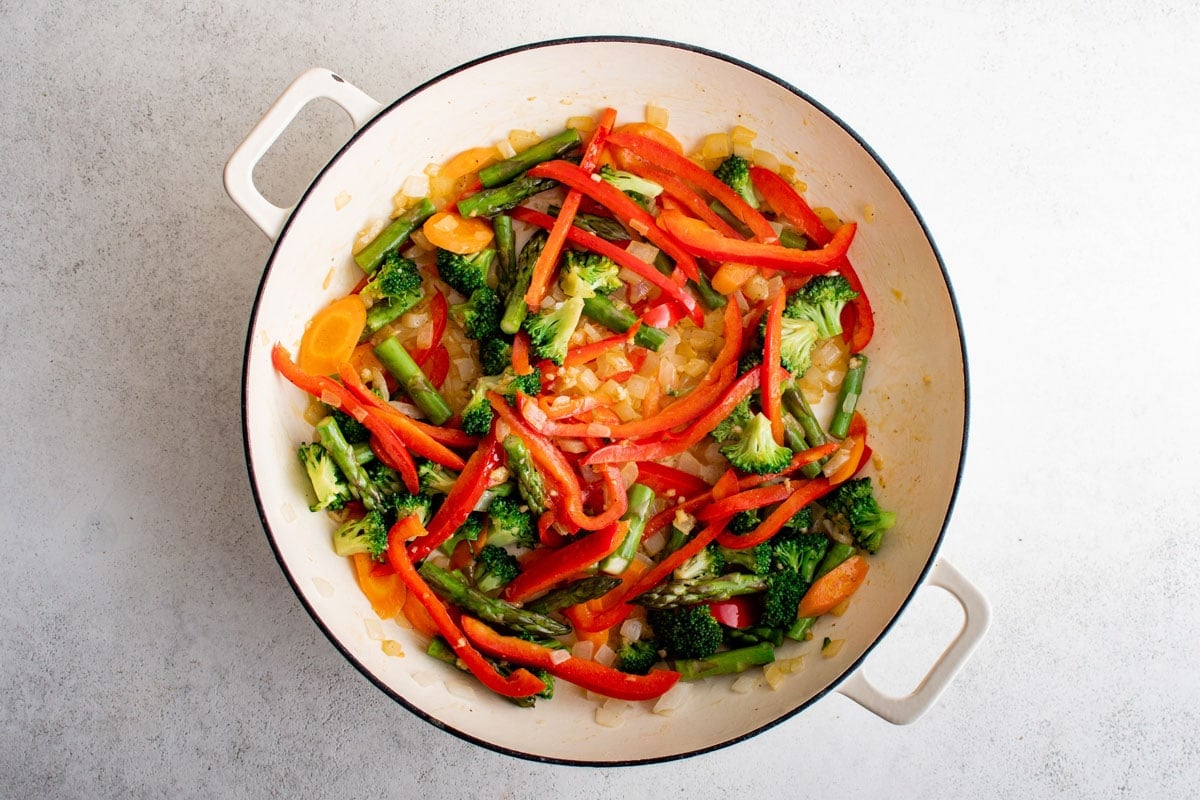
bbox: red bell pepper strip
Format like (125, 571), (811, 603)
(695, 481), (798, 522)
(524, 108), (617, 308)
(607, 131), (775, 240)
(607, 131), (777, 242)
(762, 292), (786, 445)
(632, 462), (710, 498)
(717, 477), (834, 549)
(563, 332), (630, 367)
(409, 290), (449, 366)
(489, 393), (628, 531)
(748, 166), (832, 246)
(336, 364), (467, 470)
(424, 343), (451, 389)
(387, 517), (545, 699)
(748, 166), (874, 352)
(501, 521), (627, 603)
(526, 159), (702, 283)
(509, 206), (703, 326)
(634, 162), (743, 238)
(573, 518), (731, 633)
(461, 616), (680, 702)
(708, 596), (759, 629)
(407, 432), (502, 561)
(271, 345), (420, 491)
(582, 366), (763, 464)
(658, 209), (856, 275)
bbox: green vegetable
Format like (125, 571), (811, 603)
(419, 562), (569, 638)
(713, 155), (758, 209)
(521, 297), (584, 366)
(456, 175), (557, 218)
(297, 441), (351, 512)
(598, 483), (656, 575)
(523, 575), (622, 615)
(373, 336), (453, 425)
(823, 477), (895, 554)
(646, 605), (723, 660)
(500, 230), (548, 335)
(435, 247), (496, 296)
(502, 434), (548, 514)
(459, 367), (543, 438)
(720, 412), (793, 474)
(472, 544), (521, 594)
(479, 128), (582, 188)
(449, 286), (502, 340)
(559, 250), (622, 298)
(482, 496), (537, 549)
(785, 274), (858, 340)
(332, 509), (389, 561)
(674, 641), (775, 681)
(360, 252), (426, 336)
(634, 573), (767, 609)
(418, 460), (458, 495)
(580, 294), (669, 351)
(615, 639), (660, 676)
(711, 396), (752, 443)
(315, 415), (384, 511)
(353, 198), (435, 274)
(829, 353), (867, 439)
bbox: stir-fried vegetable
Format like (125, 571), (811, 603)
(274, 107), (894, 709)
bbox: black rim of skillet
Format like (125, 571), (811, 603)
(239, 34), (971, 767)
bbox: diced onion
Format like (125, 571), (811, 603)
(496, 139), (516, 159)
(642, 530), (666, 556)
(822, 638), (846, 657)
(571, 640), (595, 661)
(619, 461), (640, 487)
(619, 619), (644, 643)
(731, 673), (759, 694)
(594, 644), (617, 667)
(381, 640), (405, 657)
(752, 149), (780, 172)
(595, 703), (626, 728)
(702, 133), (732, 160)
(310, 575), (332, 596)
(445, 679), (477, 700)
(411, 670), (438, 687)
(364, 618), (384, 641)
(652, 681), (691, 715)
(626, 241), (660, 264)
(645, 103), (670, 128)
(549, 649), (571, 665)
(730, 124), (757, 145)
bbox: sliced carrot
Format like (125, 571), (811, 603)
(422, 211), (495, 254)
(299, 295), (366, 376)
(350, 552), (406, 620)
(797, 555), (869, 618)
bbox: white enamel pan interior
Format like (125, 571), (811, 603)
(229, 38), (988, 765)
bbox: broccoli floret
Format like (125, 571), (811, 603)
(674, 543), (726, 581)
(327, 407), (370, 444)
(711, 396), (753, 443)
(439, 512), (486, 556)
(478, 337), (513, 376)
(778, 317), (820, 376)
(773, 533), (829, 586)
(759, 570), (804, 630)
(718, 543), (772, 575)
(361, 252), (423, 306)
(364, 460), (404, 498)
(332, 509), (389, 561)
(647, 605), (723, 661)
(728, 509), (761, 535)
(615, 639), (660, 676)
(435, 247), (496, 295)
(484, 496), (537, 549)
(720, 413), (794, 475)
(737, 348), (763, 376)
(521, 297), (584, 366)
(450, 286), (502, 341)
(297, 442), (352, 512)
(823, 477), (896, 554)
(598, 164), (663, 210)
(559, 250), (622, 298)
(713, 155), (758, 209)
(418, 460), (459, 495)
(390, 491), (433, 527)
(472, 544), (521, 594)
(361, 253), (426, 333)
(785, 274), (859, 340)
(782, 505), (814, 536)
(459, 367), (544, 438)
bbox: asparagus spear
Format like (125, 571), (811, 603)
(816, 542), (856, 579)
(581, 295), (669, 351)
(353, 198), (435, 274)
(419, 562), (570, 638)
(632, 573), (768, 609)
(523, 575), (622, 615)
(501, 434), (548, 514)
(315, 416), (384, 511)
(598, 483), (656, 575)
(479, 128), (582, 188)
(500, 230), (548, 335)
(457, 176), (557, 219)
(373, 337), (453, 425)
(829, 354), (867, 438)
(782, 385), (827, 478)
(673, 641), (776, 681)
(492, 214), (517, 297)
(547, 205), (631, 242)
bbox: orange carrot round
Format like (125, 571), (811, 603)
(797, 555), (869, 618)
(422, 211), (494, 254)
(299, 295), (366, 375)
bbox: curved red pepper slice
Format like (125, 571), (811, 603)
(762, 292), (786, 445)
(407, 432), (502, 562)
(606, 131), (777, 243)
(717, 477), (834, 549)
(387, 518), (545, 699)
(658, 209), (856, 275)
(461, 616), (680, 702)
(632, 462), (710, 499)
(502, 521), (627, 603)
(526, 159), (701, 283)
(509, 206), (703, 326)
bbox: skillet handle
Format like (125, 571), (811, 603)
(837, 558), (989, 724)
(223, 68), (382, 241)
